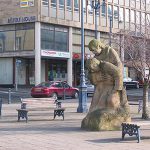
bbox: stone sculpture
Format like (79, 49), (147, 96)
(81, 39), (131, 131)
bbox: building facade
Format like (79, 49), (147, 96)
(0, 0), (150, 87)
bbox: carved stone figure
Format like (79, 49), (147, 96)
(81, 39), (131, 131)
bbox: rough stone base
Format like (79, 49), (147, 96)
(81, 108), (131, 131)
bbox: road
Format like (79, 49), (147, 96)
(0, 87), (150, 103)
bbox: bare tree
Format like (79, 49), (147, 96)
(119, 29), (150, 119)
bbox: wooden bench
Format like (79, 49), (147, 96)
(122, 122), (150, 143)
(16, 98), (65, 122)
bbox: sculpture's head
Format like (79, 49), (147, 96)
(88, 39), (105, 56)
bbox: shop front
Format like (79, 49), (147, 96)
(45, 59), (67, 82)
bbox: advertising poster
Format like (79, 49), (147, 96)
(20, 0), (34, 8)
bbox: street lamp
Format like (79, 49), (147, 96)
(77, 0), (88, 113)
(91, 0), (100, 39)
(88, 0), (105, 39)
(109, 16), (113, 46)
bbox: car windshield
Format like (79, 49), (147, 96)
(123, 78), (132, 82)
(37, 82), (53, 87)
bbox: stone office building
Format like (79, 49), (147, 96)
(0, 0), (150, 87)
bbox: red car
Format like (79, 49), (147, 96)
(31, 81), (79, 99)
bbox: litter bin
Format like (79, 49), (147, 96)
(0, 98), (2, 116)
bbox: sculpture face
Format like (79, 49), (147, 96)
(88, 39), (104, 56)
(90, 46), (102, 56)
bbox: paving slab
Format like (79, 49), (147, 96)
(0, 102), (150, 150)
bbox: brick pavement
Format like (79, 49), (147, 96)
(0, 101), (150, 150)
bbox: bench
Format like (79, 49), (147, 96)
(16, 98), (65, 122)
(122, 122), (150, 143)
(129, 100), (143, 113)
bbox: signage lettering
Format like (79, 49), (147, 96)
(8, 16), (36, 24)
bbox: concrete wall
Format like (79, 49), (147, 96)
(0, 0), (38, 25)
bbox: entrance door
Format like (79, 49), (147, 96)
(47, 60), (67, 82)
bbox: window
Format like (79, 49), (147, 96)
(55, 31), (68, 51)
(15, 24), (35, 51)
(125, 9), (130, 22)
(136, 11), (141, 25)
(114, 0), (119, 4)
(131, 10), (135, 23)
(146, 0), (150, 11)
(59, 0), (64, 8)
(16, 37), (21, 51)
(141, 0), (146, 10)
(42, 0), (49, 6)
(0, 32), (5, 52)
(101, 2), (106, 16)
(74, 0), (79, 11)
(119, 7), (124, 22)
(41, 29), (54, 49)
(114, 6), (119, 19)
(130, 0), (136, 8)
(125, 0), (129, 6)
(119, 0), (124, 5)
(51, 0), (56, 7)
(146, 14), (150, 25)
(136, 0), (141, 9)
(108, 5), (112, 17)
(41, 24), (69, 52)
(141, 12), (145, 25)
(67, 0), (72, 10)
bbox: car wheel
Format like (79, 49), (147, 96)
(73, 91), (79, 99)
(51, 93), (58, 100)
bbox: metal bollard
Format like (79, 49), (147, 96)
(63, 88), (66, 100)
(0, 98), (2, 117)
(8, 88), (11, 104)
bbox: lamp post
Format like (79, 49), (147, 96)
(91, 0), (100, 39)
(77, 0), (88, 113)
(109, 16), (113, 46)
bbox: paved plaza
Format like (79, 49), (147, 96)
(0, 99), (150, 150)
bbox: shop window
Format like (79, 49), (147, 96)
(48, 62), (67, 82)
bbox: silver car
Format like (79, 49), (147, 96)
(86, 83), (95, 96)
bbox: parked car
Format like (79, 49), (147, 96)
(123, 77), (139, 89)
(31, 81), (79, 99)
(86, 83), (95, 96)
(76, 82), (95, 96)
